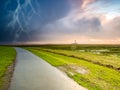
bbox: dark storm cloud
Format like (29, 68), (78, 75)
(40, 17), (101, 35)
(32, 17), (102, 42)
(0, 0), (70, 44)
(74, 17), (101, 33)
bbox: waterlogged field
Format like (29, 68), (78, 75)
(0, 46), (16, 89)
(26, 45), (120, 90)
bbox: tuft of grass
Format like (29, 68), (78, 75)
(0, 46), (16, 88)
(27, 48), (120, 90)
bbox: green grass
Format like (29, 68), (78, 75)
(27, 48), (120, 90)
(32, 48), (120, 71)
(0, 46), (16, 88)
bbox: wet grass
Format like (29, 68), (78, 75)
(0, 46), (16, 88)
(26, 47), (120, 90)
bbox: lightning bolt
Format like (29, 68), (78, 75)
(6, 0), (41, 42)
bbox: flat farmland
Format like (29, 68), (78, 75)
(25, 45), (120, 90)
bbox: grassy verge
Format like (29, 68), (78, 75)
(0, 46), (16, 90)
(32, 48), (120, 71)
(27, 48), (120, 90)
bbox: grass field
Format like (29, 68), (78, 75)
(25, 45), (120, 90)
(0, 46), (16, 89)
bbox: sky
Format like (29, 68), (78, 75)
(0, 0), (120, 44)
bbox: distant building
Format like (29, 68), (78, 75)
(71, 40), (77, 50)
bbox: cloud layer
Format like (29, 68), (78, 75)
(34, 0), (120, 44)
(0, 0), (120, 44)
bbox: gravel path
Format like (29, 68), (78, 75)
(9, 48), (87, 90)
